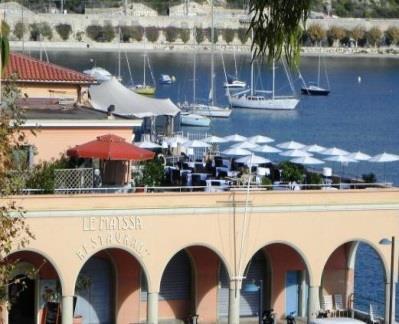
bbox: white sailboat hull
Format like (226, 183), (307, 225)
(180, 113), (211, 127)
(180, 103), (232, 118)
(229, 95), (299, 110)
(223, 80), (247, 89)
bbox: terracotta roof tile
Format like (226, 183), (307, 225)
(3, 52), (96, 84)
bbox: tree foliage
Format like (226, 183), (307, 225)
(179, 28), (191, 44)
(14, 22), (26, 41)
(385, 26), (399, 45)
(327, 25), (346, 46)
(195, 28), (205, 44)
(86, 24), (115, 42)
(121, 25), (144, 42)
(164, 26), (179, 43)
(249, 0), (311, 67)
(351, 25), (366, 47)
(222, 28), (235, 44)
(145, 27), (160, 43)
(307, 23), (326, 44)
(29, 22), (53, 41)
(367, 26), (382, 47)
(55, 24), (72, 41)
(237, 27), (250, 44)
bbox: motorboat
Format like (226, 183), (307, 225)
(301, 84), (330, 96)
(223, 79), (247, 89)
(159, 74), (176, 84)
(180, 112), (211, 127)
(179, 102), (232, 118)
(83, 67), (112, 82)
(131, 84), (156, 96)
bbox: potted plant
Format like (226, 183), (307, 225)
(133, 159), (164, 192)
(73, 274), (91, 324)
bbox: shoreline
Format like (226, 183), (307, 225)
(10, 41), (399, 59)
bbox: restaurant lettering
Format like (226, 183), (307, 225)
(82, 216), (143, 231)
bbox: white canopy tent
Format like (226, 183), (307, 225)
(89, 78), (180, 118)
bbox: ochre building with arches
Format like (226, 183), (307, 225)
(3, 189), (399, 324)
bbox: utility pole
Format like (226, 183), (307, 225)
(60, 0), (64, 13)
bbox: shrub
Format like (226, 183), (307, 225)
(222, 28), (235, 44)
(86, 24), (115, 42)
(261, 176), (272, 188)
(237, 28), (250, 44)
(195, 28), (204, 44)
(362, 173), (377, 183)
(30, 22), (53, 40)
(179, 28), (191, 43)
(14, 21), (26, 40)
(367, 26), (382, 47)
(1, 21), (10, 37)
(139, 159), (164, 187)
(76, 31), (84, 42)
(29, 23), (41, 41)
(306, 173), (323, 188)
(145, 26), (159, 43)
(204, 27), (219, 43)
(306, 23), (326, 45)
(121, 25), (144, 42)
(86, 25), (102, 41)
(102, 23), (115, 42)
(279, 161), (305, 183)
(55, 24), (72, 40)
(164, 26), (179, 43)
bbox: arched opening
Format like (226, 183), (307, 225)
(74, 248), (148, 324)
(155, 246), (229, 323)
(7, 251), (62, 324)
(321, 241), (387, 321)
(236, 243), (310, 321)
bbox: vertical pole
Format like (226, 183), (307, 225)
(259, 280), (263, 324)
(147, 292), (159, 324)
(250, 30), (254, 96)
(272, 60), (275, 100)
(229, 280), (241, 324)
(60, 0), (64, 14)
(388, 236), (395, 324)
(193, 28), (196, 104)
(118, 26), (121, 80)
(210, 0), (215, 106)
(317, 42), (321, 87)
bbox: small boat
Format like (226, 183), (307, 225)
(223, 79), (247, 89)
(301, 84), (330, 96)
(180, 112), (211, 127)
(159, 74), (176, 84)
(179, 102), (232, 118)
(132, 84), (156, 96)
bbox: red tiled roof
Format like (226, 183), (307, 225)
(3, 52), (96, 84)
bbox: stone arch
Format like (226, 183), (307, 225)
(243, 240), (314, 285)
(72, 244), (151, 291)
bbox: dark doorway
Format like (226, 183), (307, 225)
(9, 275), (35, 324)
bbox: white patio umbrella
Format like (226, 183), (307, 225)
(346, 151), (371, 161)
(325, 155), (358, 181)
(236, 155), (271, 165)
(182, 140), (211, 148)
(319, 147), (350, 156)
(203, 135), (228, 144)
(136, 141), (162, 149)
(303, 144), (327, 153)
(368, 152), (399, 182)
(276, 141), (305, 150)
(247, 135), (274, 144)
(290, 156), (325, 165)
(253, 144), (282, 154)
(222, 147), (252, 156)
(161, 141), (169, 149)
(166, 135), (188, 145)
(231, 141), (259, 150)
(223, 134), (247, 142)
(279, 149), (313, 157)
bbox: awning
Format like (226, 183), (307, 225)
(88, 78), (180, 118)
(66, 134), (155, 161)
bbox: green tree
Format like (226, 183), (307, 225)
(350, 25), (366, 47)
(86, 25), (102, 41)
(145, 27), (159, 43)
(55, 24), (72, 41)
(179, 28), (191, 43)
(195, 28), (205, 44)
(102, 23), (115, 42)
(307, 23), (326, 45)
(164, 26), (179, 43)
(237, 27), (250, 44)
(367, 26), (382, 47)
(121, 25), (144, 42)
(327, 25), (346, 46)
(385, 26), (399, 46)
(222, 28), (235, 44)
(279, 161), (305, 183)
(14, 22), (26, 40)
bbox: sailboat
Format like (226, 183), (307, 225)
(131, 28), (156, 96)
(223, 49), (246, 89)
(300, 49), (330, 96)
(179, 16), (231, 118)
(228, 58), (299, 110)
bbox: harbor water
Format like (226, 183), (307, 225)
(28, 49), (399, 319)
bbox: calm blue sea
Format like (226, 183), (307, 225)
(28, 50), (398, 318)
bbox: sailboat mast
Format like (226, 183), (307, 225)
(143, 55), (146, 86)
(272, 60), (275, 100)
(317, 42), (321, 86)
(233, 48), (238, 79)
(250, 57), (254, 96)
(193, 28), (196, 103)
(210, 0), (215, 106)
(118, 26), (121, 80)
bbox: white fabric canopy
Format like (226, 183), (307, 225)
(236, 155), (271, 165)
(89, 78), (180, 118)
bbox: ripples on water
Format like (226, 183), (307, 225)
(27, 50), (398, 317)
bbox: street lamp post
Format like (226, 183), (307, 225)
(379, 236), (395, 324)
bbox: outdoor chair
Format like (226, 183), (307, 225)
(334, 294), (349, 317)
(369, 304), (380, 324)
(320, 294), (335, 317)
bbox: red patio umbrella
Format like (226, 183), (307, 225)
(67, 134), (155, 161)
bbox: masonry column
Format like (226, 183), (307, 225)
(62, 295), (74, 324)
(147, 292), (159, 324)
(308, 286), (320, 322)
(228, 279), (241, 324)
(385, 281), (397, 324)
